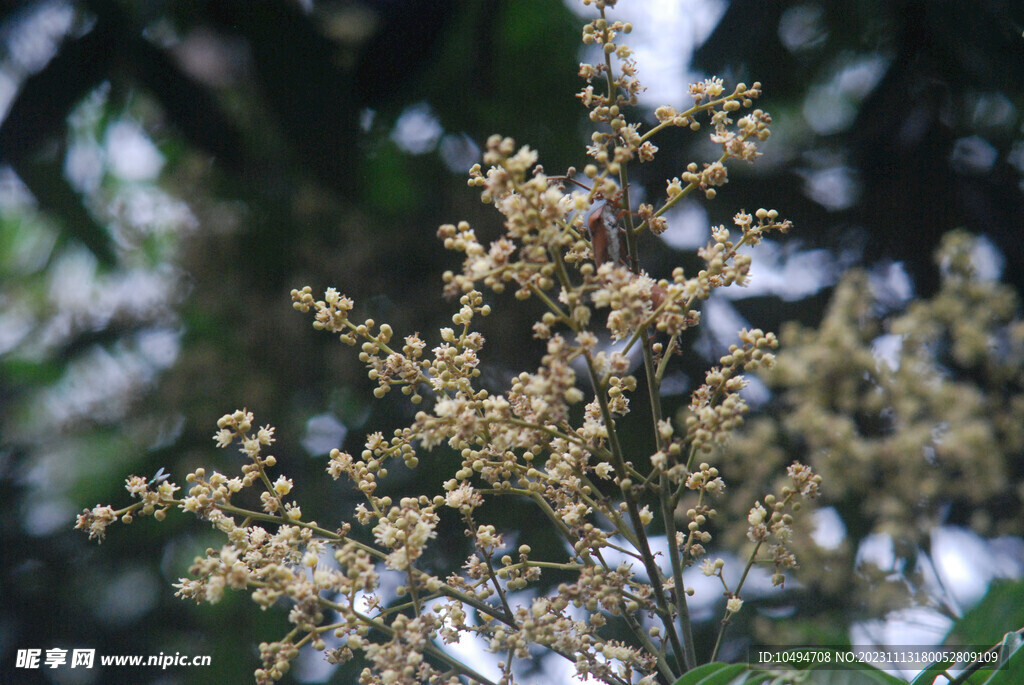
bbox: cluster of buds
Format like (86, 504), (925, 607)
(686, 329), (779, 453)
(746, 462), (822, 587)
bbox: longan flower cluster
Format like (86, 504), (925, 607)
(443, 97), (791, 365)
(81, 408), (386, 685)
(205, 409), (298, 518)
(579, 208), (790, 359)
(371, 497), (439, 571)
(591, 263), (664, 341)
(745, 463), (821, 586)
(255, 641), (300, 684)
(692, 211), (791, 292)
(574, 1), (775, 271)
(685, 329), (778, 453)
(447, 136), (582, 301)
(327, 428), (419, 496)
(710, 104), (772, 163)
(295, 285), (495, 408)
(579, 16), (638, 109)
(688, 460), (820, 656)
(77, 465), (181, 541)
(678, 462), (726, 561)
(80, 2), (816, 683)
(213, 409), (275, 456)
(486, 593), (654, 685)
(354, 613), (445, 685)
(75, 503), (120, 542)
(438, 221), (517, 295)
(291, 286), (354, 339)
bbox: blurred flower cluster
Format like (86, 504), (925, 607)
(721, 230), (1024, 629)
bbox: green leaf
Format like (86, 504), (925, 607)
(904, 631), (1022, 685)
(673, 655), (915, 685)
(672, 663), (755, 685)
(799, 660), (907, 684)
(967, 632), (1024, 685)
(910, 658), (955, 684)
(996, 631), (1022, 665)
(946, 580), (1024, 646)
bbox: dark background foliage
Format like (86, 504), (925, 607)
(1, 0), (1021, 682)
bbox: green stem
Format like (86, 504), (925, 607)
(655, 332), (680, 383)
(582, 349), (685, 677)
(621, 600), (678, 683)
(709, 539), (762, 663)
(528, 281), (573, 327)
(569, 467), (643, 550)
(481, 547), (514, 621)
(642, 325), (697, 672)
(638, 89), (752, 144)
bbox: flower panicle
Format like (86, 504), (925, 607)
(78, 2), (815, 684)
